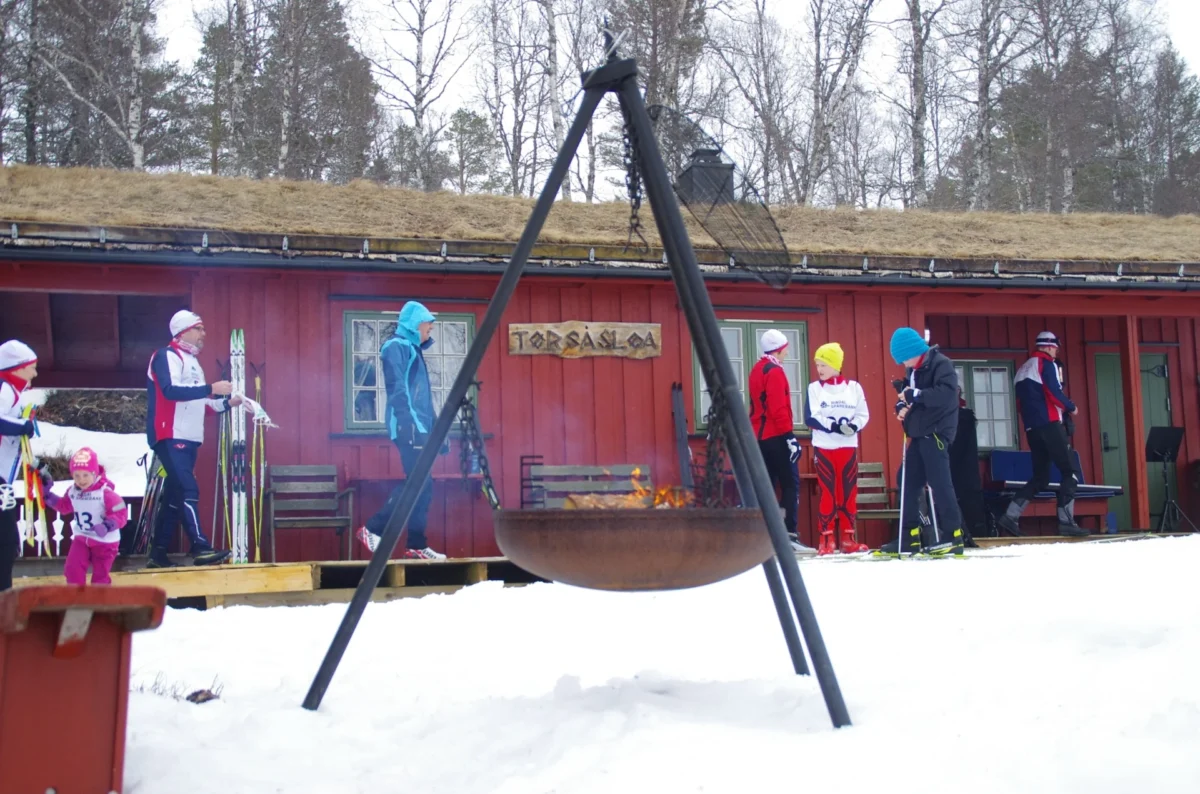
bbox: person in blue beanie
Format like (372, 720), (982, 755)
(356, 301), (449, 560)
(877, 327), (965, 556)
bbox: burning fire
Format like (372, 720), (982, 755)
(563, 467), (695, 510)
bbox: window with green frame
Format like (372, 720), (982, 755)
(693, 321), (808, 430)
(953, 360), (1017, 449)
(343, 310), (475, 432)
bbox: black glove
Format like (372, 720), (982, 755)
(18, 420), (35, 437)
(894, 399), (908, 416)
(837, 418), (857, 436)
(891, 379), (906, 395)
(902, 388), (918, 404)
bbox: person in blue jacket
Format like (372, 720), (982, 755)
(999, 331), (1086, 537)
(356, 302), (448, 560)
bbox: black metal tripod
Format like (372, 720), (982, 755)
(301, 35), (851, 730)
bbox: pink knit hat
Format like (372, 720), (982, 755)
(69, 447), (101, 476)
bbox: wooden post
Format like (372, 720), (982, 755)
(1119, 315), (1150, 529)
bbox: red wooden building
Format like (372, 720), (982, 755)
(2, 215), (1199, 560)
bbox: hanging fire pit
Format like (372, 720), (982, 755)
(492, 469), (774, 592)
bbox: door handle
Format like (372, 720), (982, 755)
(1102, 431), (1118, 452)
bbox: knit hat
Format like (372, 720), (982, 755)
(0, 340), (37, 372)
(814, 342), (844, 372)
(890, 327), (929, 365)
(69, 447), (101, 476)
(170, 310), (204, 338)
(1035, 331), (1060, 348)
(760, 329), (788, 354)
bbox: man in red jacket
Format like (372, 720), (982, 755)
(749, 329), (803, 545)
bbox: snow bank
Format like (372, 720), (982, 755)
(7, 389), (151, 498)
(15, 421), (151, 499)
(123, 537), (1200, 794)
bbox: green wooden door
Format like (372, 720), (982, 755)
(1095, 354), (1130, 529)
(1094, 353), (1172, 530)
(1140, 354), (1173, 528)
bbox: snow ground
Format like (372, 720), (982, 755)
(13, 390), (152, 498)
(123, 537), (1200, 794)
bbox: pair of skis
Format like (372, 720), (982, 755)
(16, 404), (49, 555)
(217, 329), (273, 564)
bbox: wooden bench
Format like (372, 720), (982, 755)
(983, 449), (1122, 531)
(856, 461), (899, 521)
(520, 456), (653, 508)
(265, 465), (355, 562)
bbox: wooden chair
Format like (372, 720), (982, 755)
(856, 462), (899, 522)
(265, 465), (355, 562)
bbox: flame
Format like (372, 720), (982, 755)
(563, 469), (695, 510)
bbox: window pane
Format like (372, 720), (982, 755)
(972, 367), (988, 393)
(996, 421), (1011, 447)
(427, 328), (442, 355)
(353, 390), (376, 422)
(426, 356), (443, 388)
(353, 321), (377, 353)
(444, 355), (464, 386)
(991, 369), (1008, 393)
(976, 397), (990, 419)
(992, 395), (1009, 420)
(700, 390), (713, 419)
(782, 329), (801, 354)
(784, 361), (802, 385)
(977, 422), (992, 448)
(353, 355), (377, 387)
(441, 322), (468, 355)
(955, 366), (965, 392)
(721, 327), (742, 358)
(732, 360), (744, 389)
(791, 393), (801, 419)
(381, 321), (397, 340)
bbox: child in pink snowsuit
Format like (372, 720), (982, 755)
(41, 448), (127, 585)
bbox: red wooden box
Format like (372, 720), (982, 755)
(0, 585), (166, 794)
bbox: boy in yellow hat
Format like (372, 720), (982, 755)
(804, 342), (870, 555)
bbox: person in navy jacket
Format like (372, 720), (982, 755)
(999, 331), (1086, 536)
(144, 310), (237, 567)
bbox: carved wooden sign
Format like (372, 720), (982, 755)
(508, 322), (662, 359)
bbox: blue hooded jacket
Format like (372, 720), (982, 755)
(382, 301), (437, 443)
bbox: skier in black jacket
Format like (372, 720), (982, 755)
(877, 328), (965, 556)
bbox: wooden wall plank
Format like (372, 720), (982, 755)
(591, 288), (627, 464)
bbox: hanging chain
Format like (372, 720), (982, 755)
(458, 383), (501, 510)
(619, 101), (649, 252)
(700, 386), (732, 508)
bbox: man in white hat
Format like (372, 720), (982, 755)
(143, 310), (240, 567)
(1002, 331), (1085, 536)
(0, 339), (39, 590)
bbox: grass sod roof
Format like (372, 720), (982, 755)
(2, 164), (1200, 265)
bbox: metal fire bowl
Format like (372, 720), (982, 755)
(492, 508), (775, 592)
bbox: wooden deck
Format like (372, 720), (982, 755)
(11, 556), (543, 609)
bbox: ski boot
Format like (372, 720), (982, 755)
(145, 547), (178, 569)
(872, 527), (922, 558)
(788, 533), (818, 556)
(817, 530), (837, 556)
(191, 543), (232, 566)
(839, 528), (869, 554)
(924, 528), (965, 556)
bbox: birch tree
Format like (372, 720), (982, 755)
(374, 0), (468, 191)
